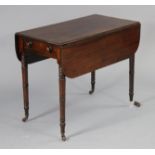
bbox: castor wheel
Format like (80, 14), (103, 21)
(22, 108), (29, 122)
(61, 135), (67, 141)
(89, 89), (94, 95)
(22, 116), (28, 122)
(134, 101), (141, 107)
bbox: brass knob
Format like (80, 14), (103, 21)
(47, 46), (52, 53)
(26, 41), (33, 48)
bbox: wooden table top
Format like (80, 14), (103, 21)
(17, 14), (139, 46)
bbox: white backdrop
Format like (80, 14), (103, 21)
(0, 5), (155, 148)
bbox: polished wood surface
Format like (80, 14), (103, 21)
(59, 66), (66, 141)
(62, 24), (140, 78)
(129, 55), (135, 102)
(21, 54), (29, 122)
(16, 14), (139, 46)
(15, 14), (141, 141)
(15, 14), (140, 64)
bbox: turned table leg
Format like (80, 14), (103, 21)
(129, 55), (141, 107)
(59, 66), (66, 141)
(21, 54), (29, 122)
(129, 55), (134, 102)
(89, 71), (95, 94)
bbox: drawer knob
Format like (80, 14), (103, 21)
(47, 46), (52, 53)
(26, 41), (33, 48)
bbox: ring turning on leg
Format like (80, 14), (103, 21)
(129, 55), (134, 102)
(59, 66), (66, 141)
(21, 54), (29, 122)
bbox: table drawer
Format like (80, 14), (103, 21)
(23, 39), (54, 58)
(15, 35), (59, 64)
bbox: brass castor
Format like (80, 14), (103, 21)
(22, 108), (29, 122)
(61, 135), (67, 141)
(22, 115), (28, 122)
(134, 101), (141, 107)
(89, 89), (94, 95)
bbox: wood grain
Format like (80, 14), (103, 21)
(61, 23), (140, 78)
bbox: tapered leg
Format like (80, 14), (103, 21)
(89, 71), (95, 94)
(59, 66), (66, 141)
(129, 55), (141, 107)
(21, 54), (29, 122)
(129, 55), (134, 102)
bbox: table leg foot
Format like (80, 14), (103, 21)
(61, 135), (67, 141)
(89, 89), (94, 95)
(129, 94), (133, 102)
(22, 108), (29, 122)
(22, 116), (28, 122)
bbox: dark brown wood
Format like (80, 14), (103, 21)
(129, 55), (135, 102)
(15, 35), (59, 64)
(59, 66), (66, 141)
(89, 71), (95, 94)
(15, 14), (140, 65)
(61, 24), (140, 78)
(16, 14), (140, 46)
(15, 14), (141, 141)
(21, 54), (29, 122)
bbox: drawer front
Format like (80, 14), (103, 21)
(15, 34), (61, 64)
(61, 24), (140, 78)
(23, 39), (55, 58)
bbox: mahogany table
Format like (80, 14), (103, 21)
(15, 14), (141, 141)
